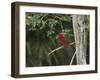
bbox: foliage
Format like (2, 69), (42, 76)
(26, 12), (87, 67)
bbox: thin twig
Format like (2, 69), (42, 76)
(48, 42), (75, 56)
(48, 46), (63, 55)
(69, 50), (76, 65)
(69, 42), (75, 45)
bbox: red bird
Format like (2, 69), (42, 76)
(57, 33), (68, 48)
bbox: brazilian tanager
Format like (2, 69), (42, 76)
(57, 33), (68, 48)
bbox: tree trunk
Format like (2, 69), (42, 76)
(72, 15), (88, 65)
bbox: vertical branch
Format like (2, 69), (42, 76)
(72, 15), (80, 64)
(72, 15), (88, 65)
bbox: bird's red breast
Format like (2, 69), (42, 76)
(57, 33), (68, 48)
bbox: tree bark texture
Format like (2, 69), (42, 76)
(72, 15), (88, 65)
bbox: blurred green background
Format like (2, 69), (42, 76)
(26, 12), (89, 67)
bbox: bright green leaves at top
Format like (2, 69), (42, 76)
(26, 13), (46, 30)
(58, 15), (72, 22)
(26, 12), (74, 44)
(26, 13), (72, 31)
